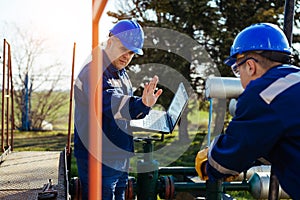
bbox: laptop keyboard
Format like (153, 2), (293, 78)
(143, 110), (168, 130)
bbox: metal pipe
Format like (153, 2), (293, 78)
(173, 181), (249, 195)
(207, 98), (213, 146)
(89, 1), (108, 199)
(206, 180), (223, 200)
(205, 77), (243, 99)
(159, 165), (272, 181)
(5, 42), (10, 148)
(2, 39), (6, 152)
(162, 180), (249, 200)
(283, 0), (295, 46)
(67, 42), (76, 156)
(92, 0), (108, 49)
(174, 182), (206, 192)
(8, 42), (14, 151)
(1, 39), (14, 151)
(223, 181), (250, 191)
(235, 165), (271, 181)
(249, 172), (290, 199)
(159, 167), (197, 176)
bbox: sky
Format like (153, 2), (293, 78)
(0, 0), (117, 88)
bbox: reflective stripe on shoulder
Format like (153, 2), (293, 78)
(75, 78), (83, 91)
(114, 95), (130, 119)
(208, 136), (240, 176)
(260, 71), (300, 104)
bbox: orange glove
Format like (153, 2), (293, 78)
(195, 147), (209, 180)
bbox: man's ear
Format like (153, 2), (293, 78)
(246, 60), (257, 76)
(106, 37), (112, 49)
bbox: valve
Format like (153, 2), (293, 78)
(158, 176), (175, 200)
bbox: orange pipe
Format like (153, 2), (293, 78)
(6, 42), (10, 148)
(8, 43), (14, 151)
(67, 42), (76, 156)
(92, 0), (108, 49)
(1, 39), (6, 152)
(89, 0), (108, 199)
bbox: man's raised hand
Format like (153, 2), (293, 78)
(142, 75), (163, 107)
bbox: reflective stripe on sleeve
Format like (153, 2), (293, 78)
(208, 136), (240, 176)
(208, 156), (240, 176)
(75, 78), (83, 91)
(114, 95), (131, 119)
(260, 71), (300, 104)
(136, 112), (143, 118)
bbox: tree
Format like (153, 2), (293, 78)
(108, 0), (300, 80)
(212, 0), (300, 74)
(2, 24), (69, 131)
(107, 0), (300, 141)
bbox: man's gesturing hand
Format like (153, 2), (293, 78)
(142, 75), (163, 107)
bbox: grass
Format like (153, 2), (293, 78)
(12, 130), (70, 151)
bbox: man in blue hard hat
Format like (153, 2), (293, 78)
(74, 19), (163, 200)
(195, 23), (300, 199)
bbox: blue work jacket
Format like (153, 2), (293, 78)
(207, 65), (300, 199)
(74, 51), (150, 161)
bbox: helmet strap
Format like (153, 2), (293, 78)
(258, 51), (292, 64)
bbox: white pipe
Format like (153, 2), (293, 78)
(249, 172), (290, 199)
(205, 77), (244, 99)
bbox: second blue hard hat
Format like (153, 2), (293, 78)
(224, 23), (292, 66)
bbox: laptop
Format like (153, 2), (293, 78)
(130, 82), (189, 134)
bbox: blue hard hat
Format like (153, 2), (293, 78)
(224, 23), (292, 66)
(109, 19), (144, 55)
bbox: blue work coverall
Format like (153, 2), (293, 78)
(207, 65), (300, 199)
(74, 51), (150, 199)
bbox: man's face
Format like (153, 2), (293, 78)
(232, 55), (259, 89)
(107, 36), (135, 70)
(235, 57), (251, 88)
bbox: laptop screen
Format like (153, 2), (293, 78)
(167, 83), (189, 127)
